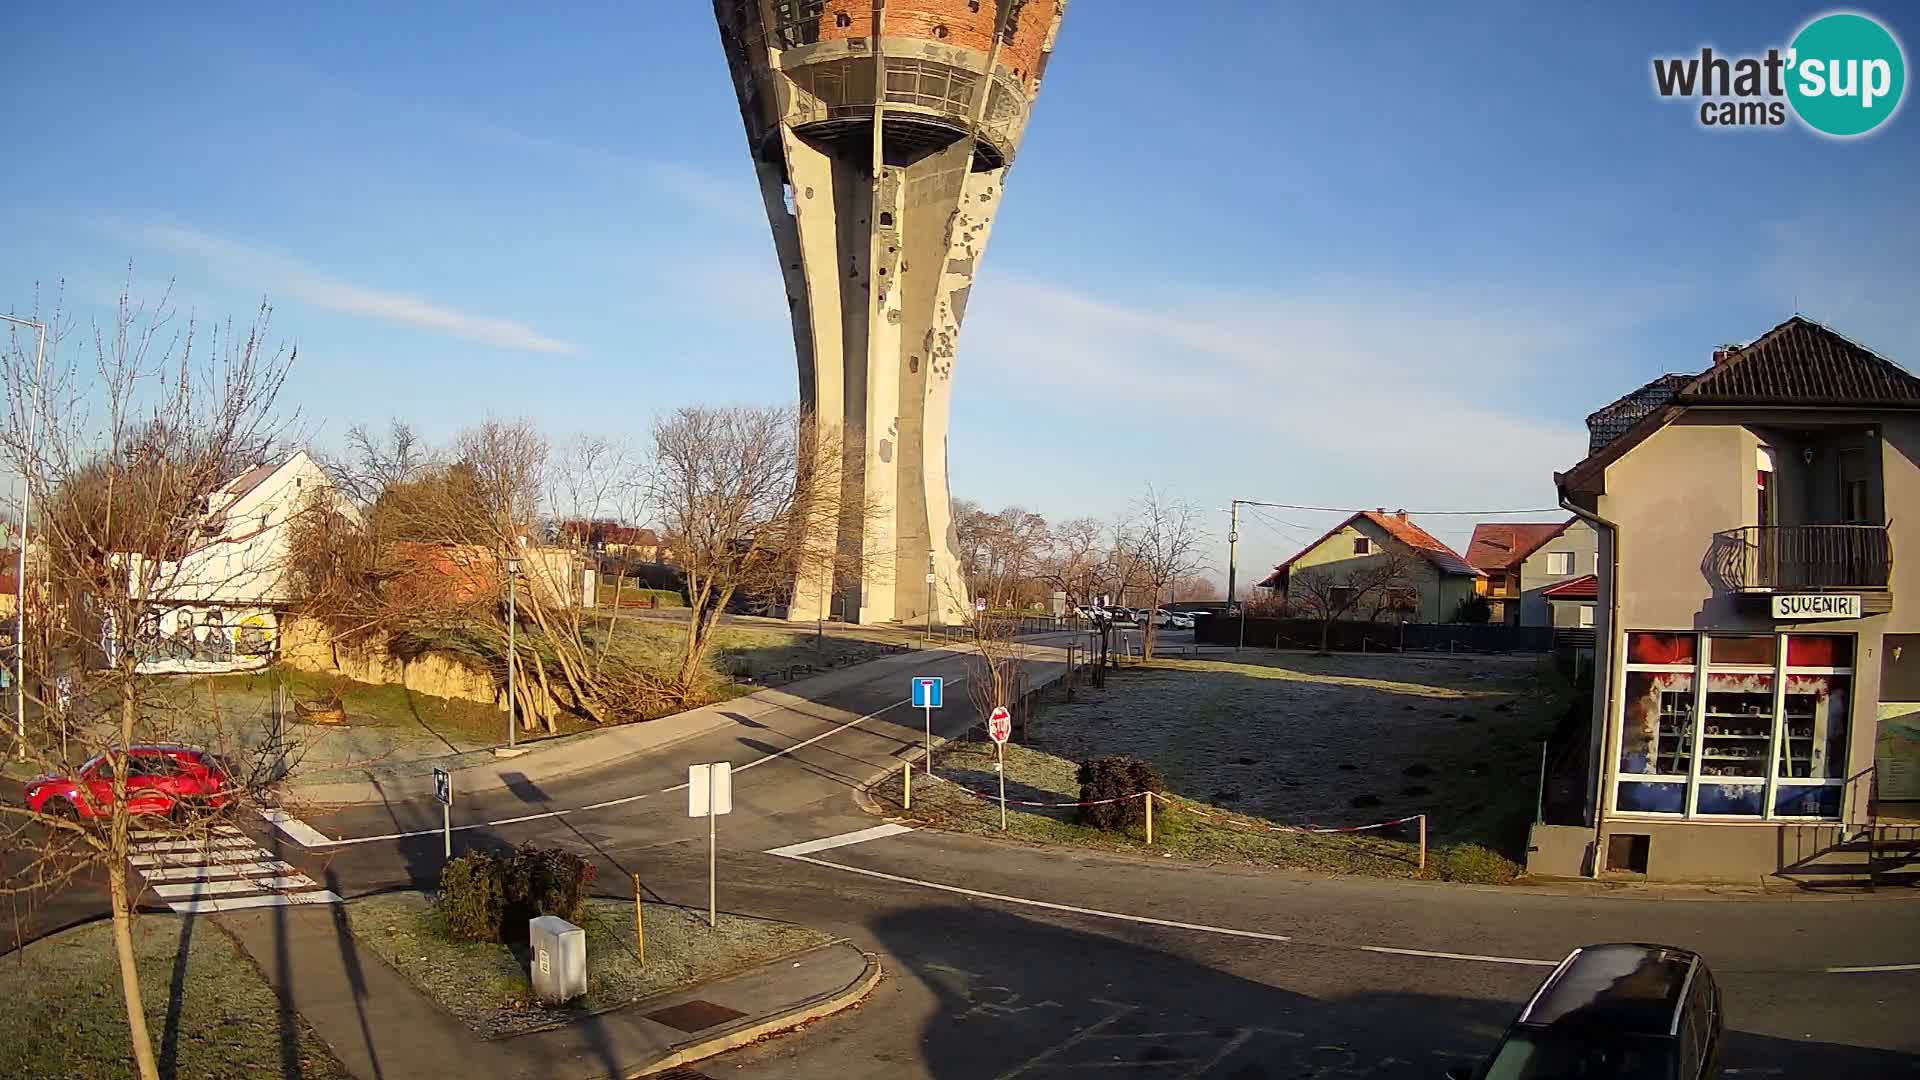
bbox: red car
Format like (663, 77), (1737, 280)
(25, 745), (233, 820)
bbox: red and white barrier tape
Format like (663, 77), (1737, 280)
(1165, 798), (1422, 835)
(917, 773), (1422, 832)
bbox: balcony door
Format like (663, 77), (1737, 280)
(1756, 447), (1777, 587)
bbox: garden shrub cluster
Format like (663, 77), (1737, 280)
(1075, 756), (1166, 832)
(436, 844), (598, 942)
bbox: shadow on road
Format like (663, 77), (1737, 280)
(863, 904), (1920, 1079)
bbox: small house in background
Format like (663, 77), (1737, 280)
(1464, 518), (1598, 627)
(127, 451), (351, 673)
(1258, 509), (1483, 624)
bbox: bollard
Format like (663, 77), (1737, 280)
(1418, 815), (1428, 872)
(631, 872), (646, 967)
(903, 760), (912, 811)
(1144, 791), (1153, 846)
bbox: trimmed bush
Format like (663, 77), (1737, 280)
(1432, 843), (1522, 885)
(438, 853), (508, 942)
(1075, 756), (1166, 832)
(503, 843), (597, 927)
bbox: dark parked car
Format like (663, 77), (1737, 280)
(1449, 943), (1722, 1079)
(25, 744), (234, 820)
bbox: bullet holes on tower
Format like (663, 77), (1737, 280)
(932, 25), (948, 39)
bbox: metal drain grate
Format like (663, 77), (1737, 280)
(645, 998), (749, 1033)
(644, 1069), (712, 1080)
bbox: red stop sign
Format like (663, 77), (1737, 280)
(987, 706), (1012, 744)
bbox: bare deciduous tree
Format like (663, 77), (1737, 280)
(648, 405), (879, 695)
(1287, 548), (1414, 654)
(2, 284), (302, 1080)
(325, 418), (433, 509)
(1127, 486), (1207, 660)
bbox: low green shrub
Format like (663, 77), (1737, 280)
(503, 843), (597, 926)
(438, 853), (508, 942)
(1075, 756), (1165, 832)
(1432, 843), (1521, 885)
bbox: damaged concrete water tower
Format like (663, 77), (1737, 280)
(713, 1), (1068, 625)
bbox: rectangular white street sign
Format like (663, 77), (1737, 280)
(688, 762), (733, 817)
(1772, 594), (1862, 619)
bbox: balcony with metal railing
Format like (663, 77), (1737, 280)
(1722, 524), (1892, 593)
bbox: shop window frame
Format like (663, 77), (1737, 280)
(1610, 630), (1855, 823)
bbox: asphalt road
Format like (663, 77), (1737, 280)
(12, 631), (1920, 1078)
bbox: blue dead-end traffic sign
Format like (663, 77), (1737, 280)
(912, 676), (943, 709)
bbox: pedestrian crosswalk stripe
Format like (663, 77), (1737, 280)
(140, 859), (299, 883)
(150, 875), (318, 899)
(130, 836), (256, 854)
(165, 890), (343, 914)
(130, 847), (281, 867)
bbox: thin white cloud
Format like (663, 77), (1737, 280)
(124, 222), (580, 354)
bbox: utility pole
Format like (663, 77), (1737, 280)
(3, 314), (46, 761)
(505, 555), (520, 750)
(925, 548), (935, 644)
(1226, 500), (1240, 652)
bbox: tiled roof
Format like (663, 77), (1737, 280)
(1464, 521), (1572, 572)
(1541, 574), (1598, 601)
(1682, 316), (1920, 405)
(1259, 510), (1482, 586)
(1585, 374), (1692, 455)
(219, 460), (285, 502)
(1561, 316), (1920, 494)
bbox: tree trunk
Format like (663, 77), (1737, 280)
(113, 670), (161, 1080)
(1319, 618), (1332, 656)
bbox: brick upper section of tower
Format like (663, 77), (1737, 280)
(813, 1), (1060, 92)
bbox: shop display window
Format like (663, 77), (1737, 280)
(1614, 632), (1854, 821)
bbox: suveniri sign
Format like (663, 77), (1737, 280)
(1772, 594), (1863, 619)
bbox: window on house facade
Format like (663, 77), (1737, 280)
(1614, 631), (1852, 820)
(1352, 537), (1372, 555)
(1577, 605), (1594, 628)
(1328, 586), (1355, 611)
(1839, 447), (1870, 523)
(1546, 551), (1574, 576)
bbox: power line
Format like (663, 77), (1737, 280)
(1235, 498), (1562, 517)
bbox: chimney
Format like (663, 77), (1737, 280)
(1375, 507), (1386, 514)
(1712, 345), (1739, 366)
(1395, 509), (1408, 519)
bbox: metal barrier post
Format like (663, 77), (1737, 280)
(903, 761), (911, 811)
(1144, 791), (1153, 845)
(1418, 815), (1428, 872)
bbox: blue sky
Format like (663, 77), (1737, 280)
(4, 2), (1917, 584)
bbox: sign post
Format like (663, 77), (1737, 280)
(433, 767), (453, 857)
(688, 762), (733, 928)
(912, 676), (944, 775)
(987, 705), (1012, 831)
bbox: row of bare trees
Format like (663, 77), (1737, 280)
(954, 486), (1212, 661)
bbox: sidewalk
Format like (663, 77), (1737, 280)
(219, 903), (879, 1080)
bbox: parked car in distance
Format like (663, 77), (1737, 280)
(1448, 943), (1721, 1080)
(1168, 613), (1195, 630)
(25, 745), (233, 820)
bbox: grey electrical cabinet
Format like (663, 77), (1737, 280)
(528, 915), (587, 1005)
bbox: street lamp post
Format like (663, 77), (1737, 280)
(505, 555), (520, 750)
(2, 314), (46, 762)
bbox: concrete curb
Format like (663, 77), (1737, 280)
(629, 949), (883, 1077)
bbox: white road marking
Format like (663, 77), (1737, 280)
(151, 875), (318, 899)
(994, 1005), (1134, 1080)
(140, 860), (300, 883)
(129, 836), (256, 854)
(259, 808), (333, 848)
(1825, 962), (1920, 973)
(771, 852), (1293, 943)
(766, 823), (914, 857)
(167, 890), (343, 913)
(1359, 945), (1558, 968)
(268, 672), (971, 846)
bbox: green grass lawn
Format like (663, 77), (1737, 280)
(871, 739), (1518, 883)
(346, 891), (838, 1038)
(0, 915), (350, 1080)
